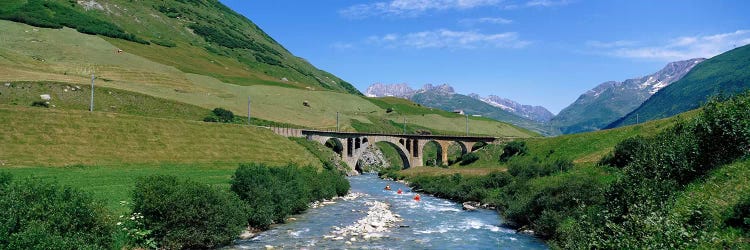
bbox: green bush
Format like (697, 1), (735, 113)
(507, 157), (573, 179)
(501, 168), (607, 238)
(231, 163), (349, 229)
(0, 176), (114, 249)
(499, 141), (528, 162)
(694, 93), (750, 169)
(598, 135), (647, 168)
(212, 107), (234, 122)
(131, 175), (247, 249)
(203, 107), (235, 123)
(459, 152), (479, 165)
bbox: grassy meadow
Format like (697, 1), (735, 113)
(0, 105), (320, 167)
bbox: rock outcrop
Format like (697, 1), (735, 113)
(356, 145), (389, 173)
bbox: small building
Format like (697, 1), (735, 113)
(452, 109), (465, 115)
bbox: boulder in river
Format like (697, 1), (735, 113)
(462, 201), (480, 211)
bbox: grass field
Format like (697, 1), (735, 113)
(0, 105), (320, 167)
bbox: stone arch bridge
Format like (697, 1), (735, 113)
(269, 127), (507, 169)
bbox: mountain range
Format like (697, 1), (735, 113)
(365, 83), (554, 123)
(366, 57), (712, 136)
(607, 45), (750, 129)
(551, 58), (705, 134)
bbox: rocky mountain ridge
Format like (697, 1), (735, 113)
(365, 83), (552, 122)
(551, 58), (705, 134)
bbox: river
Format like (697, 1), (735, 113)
(232, 174), (548, 249)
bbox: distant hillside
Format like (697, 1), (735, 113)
(552, 58), (704, 134)
(409, 85), (556, 136)
(0, 0), (361, 94)
(364, 83), (555, 134)
(607, 44), (750, 128)
(467, 93), (553, 122)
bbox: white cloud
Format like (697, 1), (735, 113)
(526, 0), (571, 7)
(340, 0), (498, 18)
(331, 42), (355, 50)
(459, 17), (513, 25)
(589, 30), (750, 61)
(368, 29), (531, 49)
(586, 40), (638, 48)
(341, 0), (573, 18)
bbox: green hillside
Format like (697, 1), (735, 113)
(0, 18), (527, 137)
(607, 44), (750, 128)
(410, 92), (555, 136)
(0, 0), (360, 94)
(551, 82), (651, 134)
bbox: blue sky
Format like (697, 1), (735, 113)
(220, 0), (750, 114)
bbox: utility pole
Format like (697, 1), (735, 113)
(336, 112), (340, 132)
(403, 117), (406, 134)
(465, 114), (469, 136)
(89, 73), (95, 112)
(636, 114), (639, 124)
(247, 96), (251, 125)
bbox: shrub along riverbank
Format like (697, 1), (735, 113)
(382, 92), (750, 248)
(0, 162), (349, 249)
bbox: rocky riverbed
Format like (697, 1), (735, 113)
(232, 174), (547, 249)
(326, 200), (403, 243)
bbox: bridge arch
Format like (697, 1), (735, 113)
(422, 140), (444, 166)
(373, 140), (411, 169)
(451, 141), (469, 155)
(323, 138), (344, 157)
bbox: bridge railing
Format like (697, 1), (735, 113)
(257, 124), (525, 140)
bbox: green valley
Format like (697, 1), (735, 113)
(1, 0), (749, 249)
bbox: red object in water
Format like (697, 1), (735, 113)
(397, 189), (403, 194)
(414, 194), (421, 201)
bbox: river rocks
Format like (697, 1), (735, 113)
(325, 201), (402, 241)
(517, 225), (535, 236)
(310, 192), (366, 209)
(462, 201), (480, 211)
(356, 145), (390, 173)
(239, 230), (255, 240)
(341, 192), (366, 201)
(239, 226), (261, 240)
(481, 203), (497, 210)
